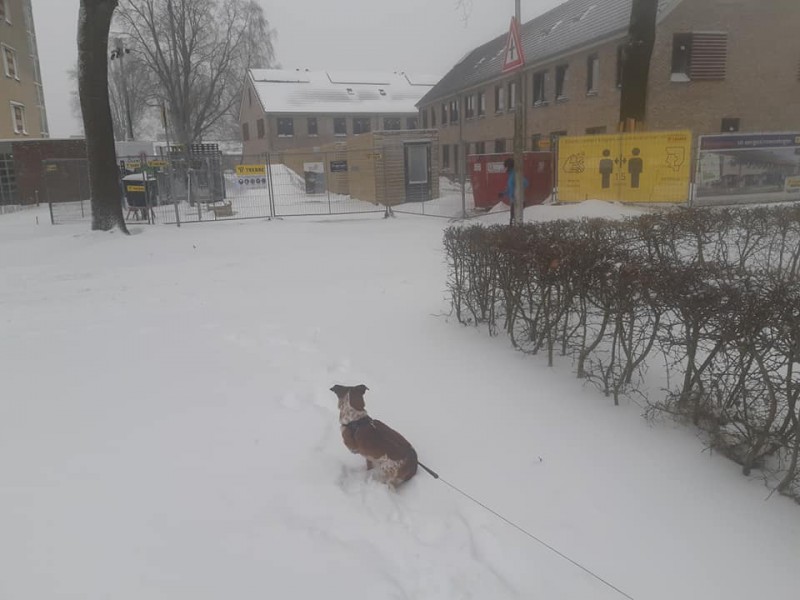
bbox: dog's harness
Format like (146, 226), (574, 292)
(343, 416), (373, 434)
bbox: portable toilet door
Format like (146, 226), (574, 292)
(404, 142), (432, 202)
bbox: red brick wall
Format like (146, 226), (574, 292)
(12, 139), (87, 205)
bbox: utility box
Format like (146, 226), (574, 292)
(468, 152), (553, 210)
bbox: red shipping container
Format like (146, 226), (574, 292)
(468, 152), (553, 210)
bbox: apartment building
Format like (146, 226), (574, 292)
(240, 69), (436, 156)
(418, 0), (800, 173)
(0, 0), (47, 139)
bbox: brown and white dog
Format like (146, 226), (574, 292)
(330, 384), (418, 487)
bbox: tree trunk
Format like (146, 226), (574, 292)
(78, 0), (128, 233)
(619, 0), (659, 130)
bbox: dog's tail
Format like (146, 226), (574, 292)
(417, 461), (439, 479)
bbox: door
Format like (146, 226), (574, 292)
(404, 143), (431, 202)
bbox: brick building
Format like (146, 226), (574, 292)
(239, 70), (436, 156)
(418, 0), (800, 175)
(0, 0), (48, 139)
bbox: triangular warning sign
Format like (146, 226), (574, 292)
(502, 17), (525, 73)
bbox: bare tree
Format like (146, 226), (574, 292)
(78, 0), (128, 232)
(619, 0), (659, 129)
(455, 0), (473, 23)
(69, 48), (156, 141)
(116, 0), (275, 149)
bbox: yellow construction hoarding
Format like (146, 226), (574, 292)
(557, 131), (692, 203)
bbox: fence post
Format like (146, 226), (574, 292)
(266, 153), (276, 218)
(48, 201), (54, 225)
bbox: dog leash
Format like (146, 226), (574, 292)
(416, 460), (635, 600)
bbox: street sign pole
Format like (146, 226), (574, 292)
(513, 0), (525, 225)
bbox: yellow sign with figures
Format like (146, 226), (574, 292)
(235, 164), (267, 176)
(557, 130), (692, 203)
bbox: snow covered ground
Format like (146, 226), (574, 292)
(1, 204), (799, 600)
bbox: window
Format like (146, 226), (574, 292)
(449, 100), (459, 123)
(475, 141), (486, 154)
(11, 102), (26, 135)
(277, 117), (294, 137)
(671, 33), (693, 80)
(508, 81), (517, 110)
(406, 117), (418, 129)
(422, 110), (428, 129)
(550, 130), (567, 148)
(307, 117), (318, 136)
(441, 104), (448, 125)
(442, 144), (450, 168)
(0, 0), (8, 23)
(586, 126), (607, 135)
(721, 118), (740, 133)
(353, 117), (371, 134)
(2, 45), (18, 80)
(242, 122), (250, 141)
(587, 55), (600, 94)
(334, 117), (347, 136)
(556, 65), (569, 100)
(431, 107), (437, 127)
(478, 91), (486, 116)
(453, 144), (460, 174)
(672, 32), (728, 81)
(494, 85), (505, 112)
(616, 45), (626, 88)
(533, 71), (547, 105)
(494, 139), (506, 153)
(465, 95), (476, 119)
(383, 117), (401, 130)
(257, 118), (265, 139)
(531, 134), (542, 151)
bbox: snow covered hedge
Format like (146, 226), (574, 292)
(444, 206), (800, 502)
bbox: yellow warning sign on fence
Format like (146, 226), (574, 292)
(126, 185), (146, 193)
(557, 130), (692, 203)
(236, 164), (266, 176)
(147, 160), (167, 168)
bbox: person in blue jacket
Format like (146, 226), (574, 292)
(498, 158), (528, 225)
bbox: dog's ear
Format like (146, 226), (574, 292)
(330, 384), (345, 397)
(355, 384), (368, 394)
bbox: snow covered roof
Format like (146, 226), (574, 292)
(420, 0), (684, 106)
(248, 69), (436, 115)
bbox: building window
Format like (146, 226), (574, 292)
(616, 45), (626, 88)
(441, 104), (448, 125)
(478, 91), (486, 116)
(531, 134), (542, 151)
(721, 117), (740, 133)
(277, 117), (294, 137)
(465, 95), (476, 119)
(533, 71), (547, 105)
(556, 65), (569, 100)
(334, 117), (347, 136)
(672, 32), (728, 81)
(586, 126), (607, 135)
(475, 141), (486, 154)
(550, 130), (567, 148)
(587, 55), (600, 94)
(422, 110), (428, 129)
(257, 118), (265, 139)
(353, 117), (371, 134)
(383, 117), (402, 130)
(307, 117), (318, 136)
(442, 144), (450, 168)
(453, 144), (460, 174)
(495, 85), (505, 112)
(0, 0), (8, 23)
(431, 107), (437, 127)
(11, 102), (26, 135)
(406, 117), (418, 129)
(449, 100), (459, 123)
(2, 45), (18, 80)
(494, 139), (506, 153)
(671, 33), (693, 80)
(508, 81), (517, 110)
(242, 122), (250, 141)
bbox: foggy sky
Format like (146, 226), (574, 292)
(33, 0), (564, 138)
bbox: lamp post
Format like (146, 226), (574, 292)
(513, 0), (525, 225)
(110, 37), (134, 141)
